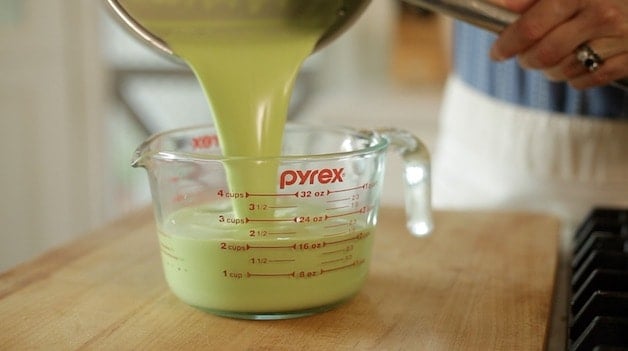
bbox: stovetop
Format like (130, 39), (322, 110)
(568, 207), (628, 351)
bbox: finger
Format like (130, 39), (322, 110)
(544, 55), (586, 81)
(545, 38), (628, 81)
(492, 0), (536, 12)
(517, 18), (592, 70)
(569, 52), (628, 89)
(515, 4), (616, 70)
(490, 0), (579, 61)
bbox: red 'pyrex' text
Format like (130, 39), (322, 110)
(279, 168), (344, 189)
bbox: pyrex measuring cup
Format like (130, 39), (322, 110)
(132, 123), (432, 319)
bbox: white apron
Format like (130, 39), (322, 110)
(433, 75), (628, 229)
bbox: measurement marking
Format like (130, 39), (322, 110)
(327, 184), (368, 194)
(247, 244), (294, 250)
(324, 230), (349, 237)
(246, 192), (298, 198)
(326, 205), (350, 211)
(321, 260), (364, 274)
(326, 182), (375, 195)
(321, 258), (346, 265)
(247, 272), (295, 278)
(325, 232), (369, 246)
(326, 237), (357, 245)
(268, 231), (297, 236)
(326, 197), (351, 203)
(324, 222), (348, 229)
(268, 205), (298, 209)
(268, 259), (296, 263)
(321, 249), (345, 255)
(159, 243), (175, 252)
(325, 207), (368, 219)
(246, 217), (295, 223)
(160, 250), (181, 261)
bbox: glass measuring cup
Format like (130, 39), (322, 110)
(132, 123), (432, 319)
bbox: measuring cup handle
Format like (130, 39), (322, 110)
(377, 129), (434, 236)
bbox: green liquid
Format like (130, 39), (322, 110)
(159, 204), (374, 314)
(121, 0), (369, 199)
(119, 0), (372, 315)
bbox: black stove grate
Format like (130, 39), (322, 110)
(569, 207), (628, 351)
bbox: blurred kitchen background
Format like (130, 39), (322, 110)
(0, 0), (450, 272)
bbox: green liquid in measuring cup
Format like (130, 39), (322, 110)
(159, 203), (374, 315)
(119, 0), (372, 315)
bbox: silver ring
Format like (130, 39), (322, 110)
(576, 44), (603, 72)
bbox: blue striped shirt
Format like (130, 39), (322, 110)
(453, 22), (628, 119)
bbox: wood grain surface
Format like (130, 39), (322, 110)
(0, 207), (560, 350)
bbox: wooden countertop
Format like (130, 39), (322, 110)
(0, 207), (560, 350)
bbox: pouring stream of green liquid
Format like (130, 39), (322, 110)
(119, 1), (375, 315)
(120, 1), (368, 216)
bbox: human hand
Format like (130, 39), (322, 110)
(489, 0), (628, 90)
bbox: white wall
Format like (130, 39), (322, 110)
(0, 1), (108, 272)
